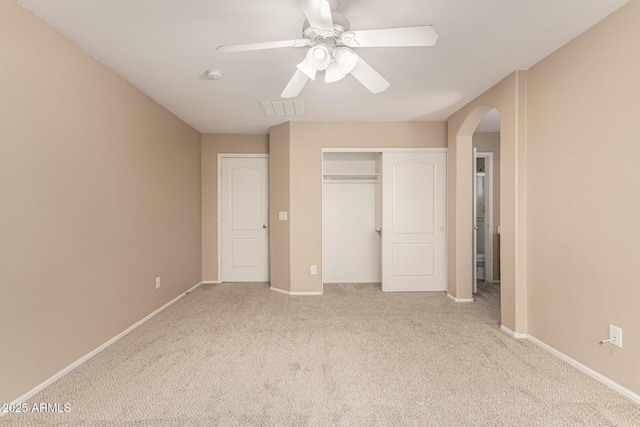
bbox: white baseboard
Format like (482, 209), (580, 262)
(3, 281), (203, 415)
(270, 287), (323, 296)
(323, 281), (380, 284)
(446, 293), (474, 303)
(500, 325), (528, 339)
(202, 280), (221, 284)
(528, 335), (640, 404)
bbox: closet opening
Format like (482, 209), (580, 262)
(322, 152), (382, 286)
(321, 149), (448, 293)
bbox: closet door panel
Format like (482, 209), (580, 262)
(382, 152), (446, 292)
(322, 182), (381, 283)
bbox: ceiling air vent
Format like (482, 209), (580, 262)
(259, 101), (306, 116)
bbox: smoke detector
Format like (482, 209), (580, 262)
(206, 69), (223, 80)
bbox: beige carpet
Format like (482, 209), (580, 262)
(2, 282), (639, 426)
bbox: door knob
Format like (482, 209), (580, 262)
(262, 224), (268, 229)
(474, 226), (479, 230)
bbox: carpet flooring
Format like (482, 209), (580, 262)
(1, 282), (639, 426)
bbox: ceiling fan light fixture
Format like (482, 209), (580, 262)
(219, 0), (439, 98)
(324, 62), (345, 83)
(306, 45), (331, 70)
(313, 47), (327, 61)
(333, 47), (358, 75)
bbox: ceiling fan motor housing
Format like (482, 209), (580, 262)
(302, 12), (350, 42)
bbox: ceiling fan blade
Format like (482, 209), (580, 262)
(349, 56), (390, 94)
(297, 58), (317, 80)
(281, 69), (310, 98)
(298, 0), (334, 35)
(341, 25), (438, 48)
(217, 39), (313, 53)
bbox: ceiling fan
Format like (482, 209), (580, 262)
(217, 0), (438, 98)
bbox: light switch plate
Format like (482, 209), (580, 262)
(278, 211), (288, 221)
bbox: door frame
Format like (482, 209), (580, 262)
(217, 153), (270, 283)
(473, 148), (477, 293)
(321, 147), (448, 293)
(475, 151), (494, 285)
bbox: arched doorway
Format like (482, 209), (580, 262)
(446, 70), (528, 337)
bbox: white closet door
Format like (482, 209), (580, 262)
(382, 152), (446, 292)
(322, 182), (381, 283)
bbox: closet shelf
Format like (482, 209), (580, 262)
(323, 173), (380, 182)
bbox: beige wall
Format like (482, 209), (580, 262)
(473, 132), (501, 280)
(201, 134), (269, 281)
(526, 1), (640, 394)
(449, 0), (640, 395)
(269, 123), (292, 292)
(271, 121), (447, 293)
(0, 1), (201, 404)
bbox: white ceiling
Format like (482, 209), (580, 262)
(19, 0), (628, 134)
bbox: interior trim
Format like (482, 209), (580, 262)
(270, 287), (323, 296)
(447, 293), (474, 303)
(500, 325), (527, 339)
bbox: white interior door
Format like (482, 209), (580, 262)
(221, 156), (269, 282)
(476, 152), (494, 284)
(382, 151), (447, 292)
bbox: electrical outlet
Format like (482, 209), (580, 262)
(310, 265), (317, 275)
(610, 325), (622, 348)
(155, 277), (161, 289)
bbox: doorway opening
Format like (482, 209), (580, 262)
(472, 109), (501, 302)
